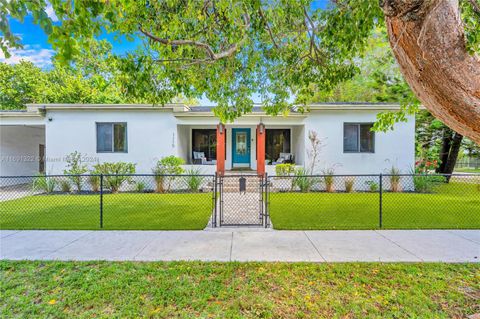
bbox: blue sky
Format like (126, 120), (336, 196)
(1, 1), (329, 104)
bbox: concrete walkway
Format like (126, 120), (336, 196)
(1, 229), (479, 262)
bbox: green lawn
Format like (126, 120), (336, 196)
(1, 261), (478, 318)
(270, 182), (480, 229)
(1, 193), (212, 230)
(455, 167), (480, 173)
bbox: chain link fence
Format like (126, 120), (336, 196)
(267, 173), (480, 230)
(1, 173), (479, 230)
(0, 174), (215, 230)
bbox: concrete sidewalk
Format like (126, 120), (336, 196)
(1, 229), (479, 262)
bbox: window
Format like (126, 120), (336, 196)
(266, 129), (291, 162)
(96, 123), (127, 153)
(343, 123), (374, 153)
(192, 129), (217, 162)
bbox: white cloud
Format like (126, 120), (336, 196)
(45, 2), (59, 22)
(0, 45), (55, 68)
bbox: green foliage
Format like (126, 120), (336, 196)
(185, 168), (204, 192)
(88, 175), (100, 192)
(152, 156), (185, 192)
(0, 0), (386, 120)
(412, 175), (445, 194)
(92, 162), (136, 193)
(60, 180), (71, 193)
(365, 180), (379, 192)
(322, 168), (335, 193)
(388, 166), (401, 192)
(275, 163), (295, 176)
(135, 182), (146, 193)
(32, 174), (57, 194)
(63, 151), (88, 192)
(345, 177), (355, 193)
(293, 167), (315, 193)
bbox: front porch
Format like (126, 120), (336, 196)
(176, 122), (305, 175)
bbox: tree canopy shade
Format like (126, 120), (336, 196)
(1, 0), (479, 142)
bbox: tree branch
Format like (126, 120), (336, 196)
(467, 0), (480, 15)
(258, 7), (279, 49)
(138, 12), (250, 61)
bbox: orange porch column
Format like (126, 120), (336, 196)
(256, 123), (266, 175)
(216, 124), (226, 175)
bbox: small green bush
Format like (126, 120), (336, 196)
(413, 175), (445, 193)
(32, 174), (57, 194)
(63, 151), (88, 192)
(135, 181), (146, 193)
(60, 180), (72, 193)
(186, 168), (204, 192)
(152, 156), (185, 192)
(365, 180), (379, 192)
(88, 175), (100, 192)
(92, 162), (136, 193)
(293, 167), (315, 192)
(345, 177), (355, 193)
(275, 163), (295, 176)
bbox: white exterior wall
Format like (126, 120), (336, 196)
(304, 110), (415, 174)
(0, 126), (45, 176)
(44, 110), (178, 174)
(1, 106), (415, 177)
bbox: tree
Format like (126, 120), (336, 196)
(380, 0), (480, 143)
(1, 0), (479, 142)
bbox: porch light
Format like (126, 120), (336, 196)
(218, 123), (224, 134)
(259, 122), (265, 134)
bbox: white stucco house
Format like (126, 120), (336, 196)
(0, 103), (415, 179)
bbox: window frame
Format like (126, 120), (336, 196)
(343, 123), (375, 154)
(96, 122), (128, 153)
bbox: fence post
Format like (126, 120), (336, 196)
(379, 173), (383, 229)
(100, 174), (103, 228)
(213, 174), (217, 228)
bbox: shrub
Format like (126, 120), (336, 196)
(389, 166), (401, 192)
(89, 174), (100, 192)
(32, 174), (57, 194)
(275, 163), (295, 176)
(135, 181), (146, 193)
(323, 168), (335, 193)
(60, 180), (71, 193)
(152, 156), (185, 192)
(186, 168), (204, 192)
(63, 151), (88, 192)
(413, 174), (445, 193)
(365, 180), (379, 192)
(293, 167), (315, 192)
(92, 162), (136, 193)
(345, 177), (355, 193)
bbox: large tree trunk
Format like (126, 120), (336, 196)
(381, 0), (480, 144)
(444, 132), (463, 176)
(437, 129), (453, 173)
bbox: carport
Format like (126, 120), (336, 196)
(0, 108), (46, 187)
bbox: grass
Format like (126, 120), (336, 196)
(1, 193), (212, 230)
(270, 182), (480, 229)
(455, 167), (480, 173)
(1, 261), (478, 318)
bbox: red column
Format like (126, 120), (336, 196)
(216, 124), (225, 175)
(256, 123), (266, 175)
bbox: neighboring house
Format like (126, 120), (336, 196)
(0, 103), (415, 180)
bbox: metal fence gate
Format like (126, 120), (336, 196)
(215, 174), (268, 227)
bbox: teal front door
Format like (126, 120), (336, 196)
(232, 128), (250, 166)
